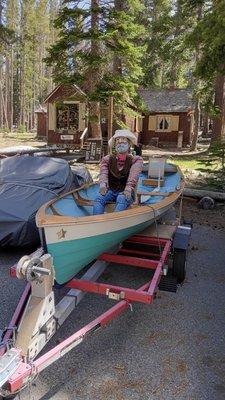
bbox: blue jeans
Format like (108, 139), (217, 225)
(93, 189), (134, 215)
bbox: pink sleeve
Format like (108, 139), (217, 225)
(125, 156), (143, 192)
(99, 155), (110, 188)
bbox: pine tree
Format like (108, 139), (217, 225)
(45, 0), (146, 137)
(0, 0), (61, 131)
(142, 0), (193, 88)
(0, 0), (15, 129)
(188, 0), (225, 143)
(140, 0), (172, 87)
(102, 0), (145, 105)
(5, 0), (18, 130)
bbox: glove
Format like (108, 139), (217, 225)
(123, 189), (132, 201)
(99, 186), (107, 196)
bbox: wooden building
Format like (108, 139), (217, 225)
(138, 88), (194, 148)
(43, 84), (87, 149)
(43, 84), (122, 150)
(42, 84), (194, 150)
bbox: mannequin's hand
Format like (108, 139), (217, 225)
(123, 189), (132, 200)
(99, 186), (107, 196)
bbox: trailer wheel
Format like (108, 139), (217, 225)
(172, 249), (187, 283)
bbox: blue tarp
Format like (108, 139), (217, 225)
(0, 156), (79, 246)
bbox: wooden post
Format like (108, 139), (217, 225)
(177, 131), (183, 149)
(108, 96), (113, 141)
(108, 96), (113, 153)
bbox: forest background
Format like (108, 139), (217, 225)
(0, 0), (225, 146)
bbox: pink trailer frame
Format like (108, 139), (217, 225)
(1, 234), (172, 395)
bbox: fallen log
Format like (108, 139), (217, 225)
(183, 187), (225, 201)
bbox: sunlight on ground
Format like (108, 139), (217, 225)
(172, 158), (219, 171)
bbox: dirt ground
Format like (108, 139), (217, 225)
(0, 132), (208, 154)
(177, 198), (225, 231)
(0, 132), (46, 148)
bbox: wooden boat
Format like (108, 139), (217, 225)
(36, 163), (184, 285)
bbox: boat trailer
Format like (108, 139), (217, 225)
(0, 222), (191, 398)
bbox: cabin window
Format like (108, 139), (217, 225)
(148, 115), (179, 132)
(56, 104), (79, 131)
(156, 115), (171, 132)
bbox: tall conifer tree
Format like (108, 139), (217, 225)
(45, 0), (146, 136)
(188, 0), (225, 143)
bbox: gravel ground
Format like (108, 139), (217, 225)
(0, 201), (225, 400)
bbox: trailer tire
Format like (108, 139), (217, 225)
(172, 249), (186, 283)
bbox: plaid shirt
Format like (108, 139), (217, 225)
(99, 154), (143, 193)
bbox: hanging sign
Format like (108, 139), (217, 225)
(60, 135), (74, 140)
(85, 139), (102, 163)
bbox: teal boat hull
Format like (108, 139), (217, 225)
(47, 219), (151, 285)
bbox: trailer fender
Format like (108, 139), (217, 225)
(173, 226), (191, 251)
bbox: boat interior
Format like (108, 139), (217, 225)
(46, 159), (181, 218)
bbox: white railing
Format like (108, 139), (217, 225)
(80, 127), (88, 148)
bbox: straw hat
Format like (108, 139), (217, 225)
(108, 129), (137, 148)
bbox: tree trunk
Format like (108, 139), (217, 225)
(108, 96), (113, 141)
(212, 74), (225, 144)
(87, 0), (102, 139)
(19, 0), (27, 127)
(113, 0), (124, 75)
(0, 67), (3, 128)
(89, 101), (101, 138)
(5, 53), (10, 129)
(0, 0), (3, 129)
(184, 187), (225, 201)
(5, 46), (14, 131)
(0, 82), (9, 130)
(190, 97), (200, 150)
(202, 112), (209, 137)
(169, 0), (181, 88)
(190, 4), (202, 151)
(10, 46), (13, 130)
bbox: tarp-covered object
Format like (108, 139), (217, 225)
(0, 156), (79, 246)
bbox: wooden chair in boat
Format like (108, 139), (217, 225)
(142, 157), (166, 187)
(136, 157), (167, 204)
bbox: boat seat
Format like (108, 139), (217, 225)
(72, 191), (94, 206)
(72, 191), (136, 214)
(72, 191), (116, 212)
(136, 191), (170, 204)
(49, 204), (62, 215)
(143, 157), (166, 187)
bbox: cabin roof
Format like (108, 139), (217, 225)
(138, 88), (194, 113)
(44, 83), (86, 103)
